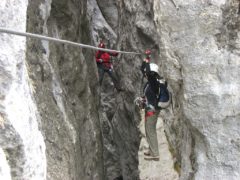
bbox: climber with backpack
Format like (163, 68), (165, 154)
(135, 62), (171, 161)
(95, 41), (122, 91)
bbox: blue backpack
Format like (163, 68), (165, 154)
(157, 80), (171, 109)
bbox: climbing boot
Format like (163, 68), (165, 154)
(143, 150), (151, 156)
(144, 155), (160, 161)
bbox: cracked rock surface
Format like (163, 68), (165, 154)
(154, 0), (240, 179)
(1, 0), (240, 180)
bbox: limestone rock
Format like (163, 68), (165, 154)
(96, 0), (119, 31)
(1, 0), (240, 179)
(154, 0), (240, 179)
(1, 0), (104, 179)
(0, 0), (46, 179)
(26, 0), (104, 179)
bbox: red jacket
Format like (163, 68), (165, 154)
(95, 51), (118, 69)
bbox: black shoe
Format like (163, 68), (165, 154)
(144, 155), (160, 161)
(144, 151), (151, 156)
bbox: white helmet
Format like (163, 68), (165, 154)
(149, 63), (159, 75)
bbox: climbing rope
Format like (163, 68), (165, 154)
(0, 27), (142, 55)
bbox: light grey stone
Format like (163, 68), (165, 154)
(154, 0), (240, 179)
(0, 1), (46, 180)
(2, 0), (240, 180)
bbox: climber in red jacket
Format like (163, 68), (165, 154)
(95, 41), (122, 91)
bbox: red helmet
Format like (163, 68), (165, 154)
(98, 41), (105, 48)
(145, 49), (151, 55)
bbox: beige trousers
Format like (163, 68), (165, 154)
(145, 110), (160, 157)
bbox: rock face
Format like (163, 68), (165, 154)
(87, 0), (164, 179)
(26, 0), (104, 179)
(1, 0), (104, 180)
(1, 0), (240, 180)
(154, 0), (240, 179)
(0, 0), (46, 179)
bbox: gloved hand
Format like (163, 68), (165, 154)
(144, 58), (150, 63)
(134, 97), (146, 109)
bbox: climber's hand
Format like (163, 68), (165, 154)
(134, 97), (146, 109)
(144, 58), (150, 63)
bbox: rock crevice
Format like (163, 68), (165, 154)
(1, 0), (240, 180)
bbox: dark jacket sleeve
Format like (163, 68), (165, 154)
(141, 62), (150, 76)
(144, 82), (159, 111)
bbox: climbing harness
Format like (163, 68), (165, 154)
(0, 27), (142, 55)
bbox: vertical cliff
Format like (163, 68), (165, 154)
(1, 0), (240, 180)
(0, 0), (46, 179)
(87, 0), (165, 179)
(1, 0), (104, 180)
(154, 0), (240, 179)
(26, 0), (104, 179)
